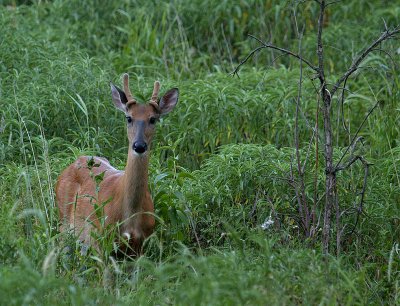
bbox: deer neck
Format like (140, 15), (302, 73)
(121, 151), (150, 220)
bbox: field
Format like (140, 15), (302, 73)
(0, 0), (399, 304)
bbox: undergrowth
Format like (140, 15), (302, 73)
(0, 0), (399, 305)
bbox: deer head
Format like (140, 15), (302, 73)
(110, 73), (178, 155)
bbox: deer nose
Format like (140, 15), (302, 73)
(133, 141), (148, 154)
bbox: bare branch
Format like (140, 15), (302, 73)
(316, 0), (326, 86)
(347, 159), (370, 236)
(331, 25), (400, 96)
(248, 34), (318, 71)
(249, 34), (318, 71)
(231, 46), (266, 76)
(338, 76), (350, 134)
(270, 52), (288, 66)
(336, 154), (364, 172)
(335, 44), (397, 134)
(311, 91), (320, 236)
(295, 38), (304, 176)
(334, 102), (379, 171)
(382, 18), (388, 31)
(317, 0), (336, 256)
(294, 26), (311, 236)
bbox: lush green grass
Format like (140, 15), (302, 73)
(0, 0), (399, 304)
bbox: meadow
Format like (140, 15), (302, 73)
(0, 0), (399, 304)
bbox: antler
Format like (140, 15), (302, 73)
(123, 73), (136, 106)
(149, 80), (161, 112)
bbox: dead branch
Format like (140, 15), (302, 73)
(315, 0), (337, 256)
(334, 102), (379, 171)
(231, 46), (267, 77)
(294, 27), (311, 237)
(312, 92), (320, 234)
(231, 34), (318, 76)
(347, 159), (370, 237)
(316, 0), (326, 87)
(249, 34), (318, 71)
(229, 0), (398, 255)
(331, 25), (400, 97)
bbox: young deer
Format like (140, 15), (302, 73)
(56, 73), (178, 256)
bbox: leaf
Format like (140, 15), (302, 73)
(95, 171), (106, 185)
(154, 173), (170, 184)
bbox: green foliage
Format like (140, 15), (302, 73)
(0, 0), (399, 304)
(118, 239), (378, 305)
(0, 264), (112, 305)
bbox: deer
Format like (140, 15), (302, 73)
(55, 73), (178, 256)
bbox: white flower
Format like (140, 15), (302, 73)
(260, 216), (274, 230)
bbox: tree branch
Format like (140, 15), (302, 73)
(316, 1), (326, 86)
(249, 34), (319, 71)
(331, 25), (400, 97)
(346, 158), (370, 237)
(334, 102), (379, 171)
(232, 34), (319, 76)
(231, 46), (266, 77)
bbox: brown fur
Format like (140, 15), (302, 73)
(56, 75), (178, 256)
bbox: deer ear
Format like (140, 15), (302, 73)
(110, 82), (128, 112)
(159, 88), (178, 115)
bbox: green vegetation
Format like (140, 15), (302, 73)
(0, 0), (399, 304)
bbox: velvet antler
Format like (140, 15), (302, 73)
(123, 73), (136, 107)
(149, 81), (161, 112)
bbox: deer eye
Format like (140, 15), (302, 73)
(126, 116), (133, 124)
(149, 117), (157, 125)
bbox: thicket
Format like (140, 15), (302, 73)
(0, 0), (399, 304)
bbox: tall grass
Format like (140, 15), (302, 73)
(0, 0), (399, 304)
